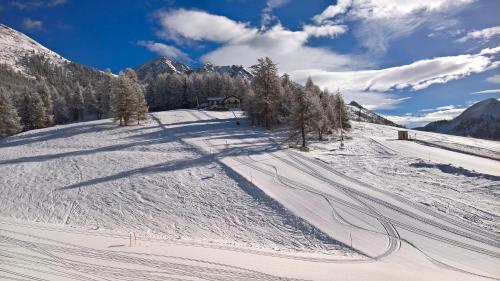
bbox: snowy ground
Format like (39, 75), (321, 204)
(307, 122), (500, 233)
(1, 109), (499, 280)
(0, 111), (344, 255)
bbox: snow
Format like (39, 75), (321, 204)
(1, 109), (499, 280)
(0, 111), (343, 255)
(0, 24), (68, 74)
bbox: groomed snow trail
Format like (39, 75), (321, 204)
(0, 109), (499, 280)
(0, 111), (346, 255)
(184, 110), (499, 280)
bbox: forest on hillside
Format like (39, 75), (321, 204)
(0, 55), (349, 146)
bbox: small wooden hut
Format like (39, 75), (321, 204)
(398, 130), (409, 140)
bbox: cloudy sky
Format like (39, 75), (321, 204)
(1, 0), (499, 127)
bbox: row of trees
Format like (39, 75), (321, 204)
(146, 71), (251, 111)
(0, 55), (149, 137)
(243, 57), (350, 147)
(1, 54), (348, 144)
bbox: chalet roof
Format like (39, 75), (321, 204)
(207, 97), (225, 101)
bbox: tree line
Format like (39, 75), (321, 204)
(243, 57), (350, 147)
(146, 71), (251, 111)
(0, 55), (148, 137)
(1, 54), (349, 145)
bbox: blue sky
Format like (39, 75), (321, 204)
(1, 0), (499, 127)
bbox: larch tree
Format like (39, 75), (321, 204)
(0, 90), (22, 137)
(289, 85), (316, 148)
(72, 82), (85, 121)
(19, 92), (48, 130)
(111, 68), (148, 126)
(37, 81), (54, 127)
(251, 57), (282, 129)
(334, 90), (351, 132)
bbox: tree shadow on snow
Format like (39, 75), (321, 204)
(409, 161), (500, 181)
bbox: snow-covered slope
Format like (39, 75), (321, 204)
(0, 111), (344, 255)
(347, 101), (403, 127)
(0, 24), (68, 74)
(0, 110), (498, 280)
(417, 98), (500, 139)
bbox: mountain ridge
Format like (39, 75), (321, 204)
(347, 101), (403, 128)
(133, 56), (254, 83)
(0, 24), (68, 74)
(415, 98), (500, 140)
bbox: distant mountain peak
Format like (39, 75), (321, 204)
(133, 56), (191, 82)
(134, 56), (254, 83)
(416, 98), (500, 140)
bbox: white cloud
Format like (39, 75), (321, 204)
(456, 26), (500, 43)
(289, 47), (500, 109)
(471, 89), (500, 95)
(261, 0), (290, 27)
(22, 18), (43, 30)
(313, 0), (352, 24)
(155, 9), (257, 44)
(312, 0), (475, 53)
(314, 0), (474, 23)
(12, 0), (66, 9)
(155, 9), (354, 73)
(137, 41), (191, 62)
(385, 106), (466, 128)
(152, 7), (499, 110)
(303, 24), (348, 38)
(486, 74), (500, 84)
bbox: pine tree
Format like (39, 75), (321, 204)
(72, 82), (85, 121)
(19, 92), (48, 130)
(278, 73), (294, 122)
(95, 72), (112, 119)
(305, 77), (329, 140)
(322, 88), (338, 134)
(0, 90), (22, 137)
(334, 90), (351, 132)
(37, 81), (54, 126)
(111, 69), (147, 126)
(289, 85), (316, 148)
(250, 57), (282, 129)
(83, 85), (98, 118)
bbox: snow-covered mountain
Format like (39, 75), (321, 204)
(134, 56), (191, 82)
(133, 57), (254, 83)
(0, 24), (68, 74)
(196, 63), (254, 80)
(416, 98), (500, 139)
(347, 101), (403, 127)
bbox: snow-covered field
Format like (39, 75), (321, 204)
(1, 109), (499, 280)
(0, 111), (342, 254)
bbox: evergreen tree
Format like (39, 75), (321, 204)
(278, 73), (294, 122)
(37, 81), (54, 126)
(19, 92), (48, 130)
(71, 82), (85, 121)
(95, 71), (112, 119)
(111, 69), (148, 126)
(0, 90), (22, 137)
(289, 86), (316, 148)
(334, 90), (351, 131)
(250, 57), (282, 129)
(83, 85), (98, 117)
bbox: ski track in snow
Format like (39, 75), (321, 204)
(0, 111), (347, 254)
(0, 109), (499, 280)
